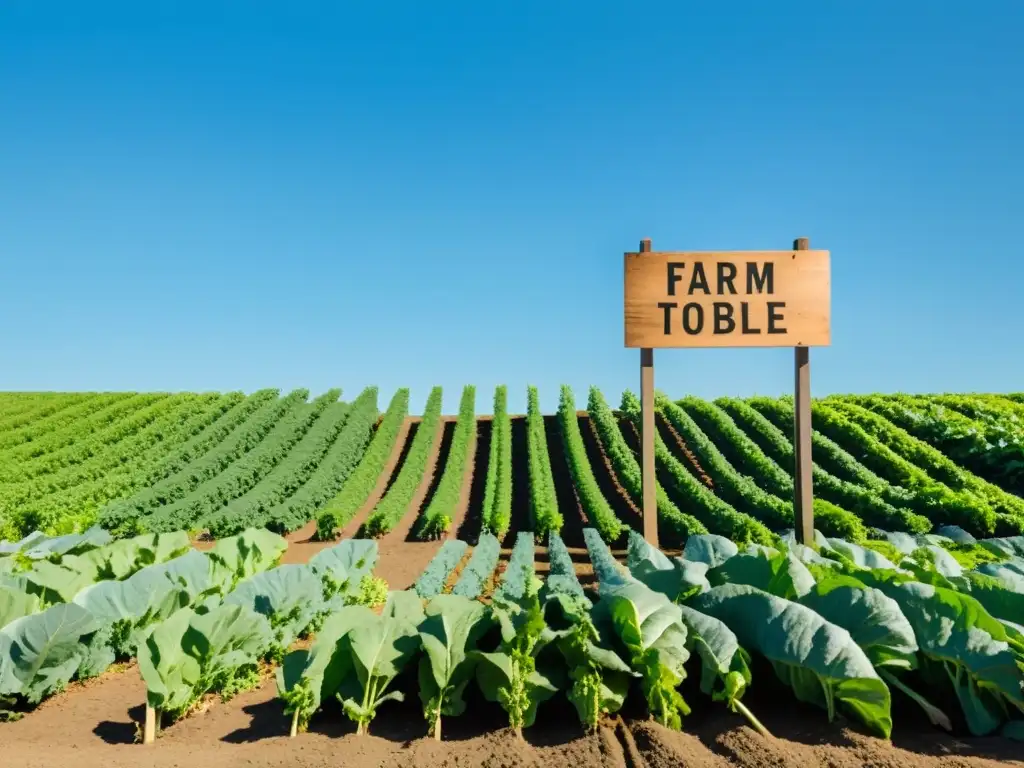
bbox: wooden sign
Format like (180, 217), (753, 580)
(624, 250), (831, 348)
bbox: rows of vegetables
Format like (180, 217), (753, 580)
(2, 520), (1023, 744)
(3, 389), (1024, 560)
(0, 526), (385, 723)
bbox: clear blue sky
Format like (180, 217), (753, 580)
(2, 1), (1022, 414)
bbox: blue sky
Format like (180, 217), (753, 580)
(2, 1), (1022, 414)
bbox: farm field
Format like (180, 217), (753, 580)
(1, 387), (1023, 768)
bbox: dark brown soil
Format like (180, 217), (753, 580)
(444, 423), (477, 540)
(411, 417), (457, 535)
(337, 416), (415, 539)
(3, 537), (1023, 768)
(457, 418), (491, 544)
(656, 413), (715, 489)
(385, 415), (447, 543)
(503, 416), (533, 546)
(542, 414), (588, 549)
(578, 413), (643, 534)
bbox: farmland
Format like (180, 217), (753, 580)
(1, 387), (1023, 768)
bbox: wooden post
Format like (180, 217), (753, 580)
(639, 238), (659, 547)
(143, 704), (158, 744)
(792, 237), (815, 546)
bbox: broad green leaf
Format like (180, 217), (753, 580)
(207, 529), (286, 588)
(826, 538), (898, 570)
(224, 564), (324, 653)
(708, 549), (815, 601)
(797, 574), (952, 731)
(0, 586), (40, 630)
(598, 579), (691, 730)
(309, 539), (379, 600)
(683, 534), (738, 567)
(337, 601), (422, 733)
(22, 561), (95, 604)
(979, 536), (1024, 559)
(276, 605), (369, 733)
(864, 578), (1024, 736)
(0, 603), (98, 703)
(417, 594), (491, 737)
(625, 532), (709, 601)
(137, 608), (200, 715)
(693, 583), (892, 738)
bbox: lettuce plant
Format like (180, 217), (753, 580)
(474, 579), (561, 738)
(417, 593), (492, 739)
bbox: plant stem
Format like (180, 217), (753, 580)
(290, 710), (299, 738)
(433, 714), (442, 741)
(731, 699), (773, 739)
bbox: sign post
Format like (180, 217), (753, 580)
(623, 240), (831, 546)
(638, 239), (658, 548)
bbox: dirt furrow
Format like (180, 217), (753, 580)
(337, 417), (416, 540)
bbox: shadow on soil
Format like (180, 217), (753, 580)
(94, 703), (145, 745)
(457, 419), (491, 544)
(406, 420), (456, 542)
(220, 670), (586, 748)
(382, 421), (420, 498)
(543, 415), (586, 549)
(502, 416), (532, 548)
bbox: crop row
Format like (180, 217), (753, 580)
(619, 390), (776, 546)
(586, 386), (706, 545)
(0, 393), (170, 469)
(3, 515), (1023, 744)
(0, 394), (204, 485)
(139, 390), (341, 534)
(0, 393), (93, 440)
(714, 397), (931, 533)
(0, 394), (246, 539)
(415, 386), (477, 539)
(0, 393), (133, 454)
(315, 389), (410, 539)
(0, 394), (229, 506)
(526, 385), (561, 538)
(8, 388), (1024, 550)
(660, 394), (867, 542)
(203, 397), (355, 537)
(557, 385), (624, 542)
(260, 387), (380, 535)
(361, 387), (444, 537)
(98, 390), (308, 535)
(480, 386), (512, 538)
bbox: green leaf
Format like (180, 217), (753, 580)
(626, 531), (710, 602)
(693, 583), (892, 738)
(0, 586), (40, 631)
(708, 548), (815, 601)
(683, 534), (738, 567)
(308, 539), (379, 600)
(276, 605), (369, 733)
(417, 594), (492, 738)
(597, 579), (691, 730)
(0, 603), (98, 703)
(224, 564), (324, 654)
(797, 574), (953, 731)
(863, 578), (1024, 736)
(137, 608), (199, 715)
(336, 597), (422, 732)
(473, 583), (563, 734)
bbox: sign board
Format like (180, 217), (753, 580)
(624, 250), (831, 348)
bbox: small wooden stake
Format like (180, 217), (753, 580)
(792, 237), (815, 546)
(639, 238), (659, 548)
(144, 704), (158, 744)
